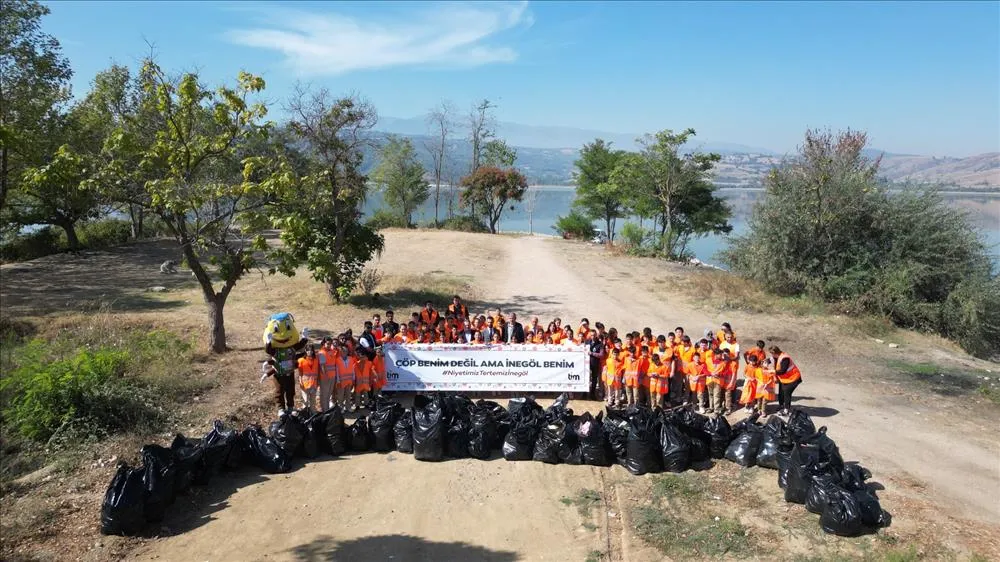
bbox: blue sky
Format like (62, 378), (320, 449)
(44, 1), (999, 156)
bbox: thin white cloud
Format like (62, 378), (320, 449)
(225, 1), (532, 75)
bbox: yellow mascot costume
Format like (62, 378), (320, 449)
(261, 312), (309, 415)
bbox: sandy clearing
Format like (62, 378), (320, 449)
(4, 230), (999, 560)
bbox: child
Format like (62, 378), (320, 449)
(623, 345), (639, 406)
(296, 344), (320, 412)
(755, 357), (777, 414)
(603, 348), (622, 407)
(334, 345), (355, 411)
(371, 347), (387, 400)
(648, 353), (669, 409)
(684, 352), (708, 413)
(353, 350), (372, 410)
(636, 345), (651, 406)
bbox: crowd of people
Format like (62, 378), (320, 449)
(265, 295), (805, 419)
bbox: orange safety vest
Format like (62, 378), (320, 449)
(775, 353), (802, 384)
(335, 355), (356, 387)
(635, 355), (650, 386)
(647, 363), (669, 394)
(354, 359), (372, 391)
(420, 309), (440, 326)
(603, 356), (620, 387)
(685, 362), (707, 392)
(297, 356), (320, 390)
(372, 355), (386, 389)
(718, 359), (738, 391)
(623, 356), (639, 387)
(318, 349), (338, 381)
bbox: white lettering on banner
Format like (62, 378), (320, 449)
(383, 343), (590, 392)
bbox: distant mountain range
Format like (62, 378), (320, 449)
(370, 117), (1000, 189)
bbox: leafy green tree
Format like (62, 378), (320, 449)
(482, 139), (517, 167)
(103, 60), (293, 353)
(611, 129), (731, 258)
(724, 129), (997, 358)
(0, 0), (72, 219)
(17, 144), (98, 249)
(572, 138), (626, 242)
(269, 86), (384, 301)
(372, 135), (429, 227)
(459, 165), (527, 234)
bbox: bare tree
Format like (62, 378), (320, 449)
(425, 100), (454, 226)
(521, 184), (541, 235)
(468, 98), (496, 172)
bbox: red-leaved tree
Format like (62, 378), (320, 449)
(459, 165), (528, 234)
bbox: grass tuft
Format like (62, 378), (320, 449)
(632, 506), (752, 558)
(559, 488), (603, 518)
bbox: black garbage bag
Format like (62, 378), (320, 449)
(348, 416), (372, 452)
(544, 393), (573, 422)
(169, 434), (204, 493)
(477, 400), (510, 445)
(298, 413), (320, 459)
(443, 394), (475, 422)
(731, 412), (761, 436)
(370, 399), (405, 452)
(468, 406), (498, 460)
(269, 414), (304, 458)
(725, 425), (763, 468)
(576, 412), (612, 467)
(660, 421), (691, 473)
(783, 442), (839, 503)
(446, 418), (472, 459)
(603, 408), (631, 463)
(624, 408), (662, 476)
(820, 486), (865, 536)
(240, 425), (291, 473)
(311, 406), (346, 455)
(777, 446), (795, 489)
(805, 473), (843, 515)
(787, 409), (816, 442)
(100, 464), (146, 536)
(854, 488), (886, 528)
(413, 396), (445, 462)
(840, 464), (872, 492)
(502, 410), (544, 461)
(141, 444), (177, 523)
(393, 409), (414, 454)
(756, 416), (791, 470)
(203, 420), (240, 479)
(704, 415), (733, 459)
(507, 397), (544, 425)
(799, 427), (844, 474)
(533, 420), (568, 464)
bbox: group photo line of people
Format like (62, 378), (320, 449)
(261, 295), (804, 419)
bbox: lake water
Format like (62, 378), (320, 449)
(363, 187), (1000, 268)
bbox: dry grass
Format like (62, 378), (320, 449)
(670, 268), (827, 316)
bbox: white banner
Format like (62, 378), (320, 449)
(383, 343), (590, 392)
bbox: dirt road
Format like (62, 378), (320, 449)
(124, 231), (1000, 561)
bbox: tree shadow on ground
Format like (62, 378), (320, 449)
(348, 289), (455, 311)
(287, 534), (520, 562)
(0, 239), (198, 315)
(790, 404), (840, 418)
(151, 455), (345, 537)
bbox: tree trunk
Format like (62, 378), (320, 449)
(528, 211), (533, 235)
(207, 295), (227, 353)
(0, 146), (8, 214)
(62, 222), (81, 251)
(606, 216), (613, 243)
(434, 182), (441, 226)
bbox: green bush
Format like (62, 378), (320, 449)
(723, 130), (998, 359)
(76, 219), (132, 248)
(553, 211), (596, 239)
(366, 209), (409, 230)
(942, 277), (1000, 359)
(0, 341), (164, 443)
(0, 227), (62, 262)
(440, 215), (489, 233)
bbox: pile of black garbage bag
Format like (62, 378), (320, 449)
(101, 394), (887, 539)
